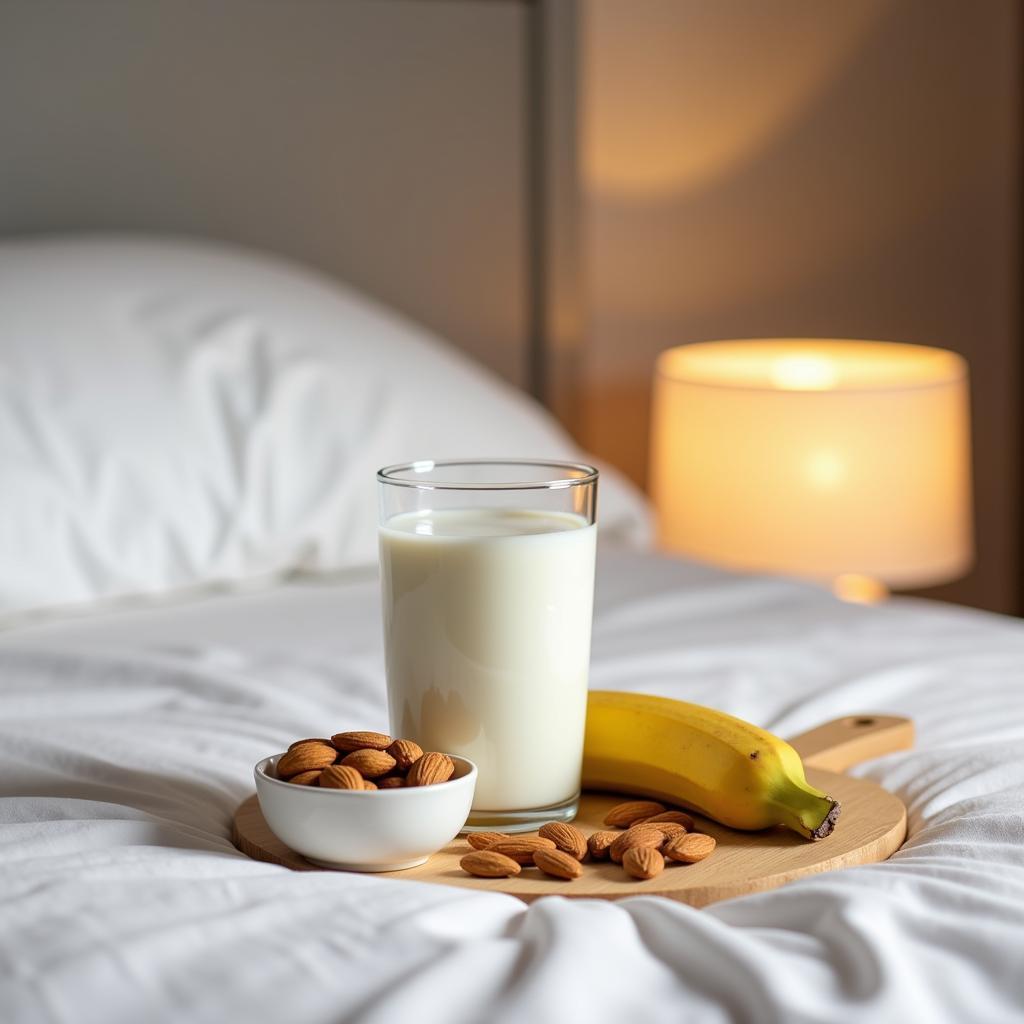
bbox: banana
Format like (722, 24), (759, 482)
(582, 691), (840, 840)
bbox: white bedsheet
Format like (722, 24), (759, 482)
(1, 552), (1023, 1023)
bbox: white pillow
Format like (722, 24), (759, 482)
(0, 236), (649, 619)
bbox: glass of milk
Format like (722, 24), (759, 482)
(378, 460), (598, 833)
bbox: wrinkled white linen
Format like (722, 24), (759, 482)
(1, 551), (1023, 1023)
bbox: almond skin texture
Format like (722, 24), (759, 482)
(318, 765), (366, 790)
(406, 752), (455, 787)
(533, 848), (584, 880)
(610, 824), (666, 864)
(653, 823), (687, 844)
(288, 737), (334, 751)
(639, 810), (695, 831)
(538, 822), (588, 861)
(287, 770), (323, 786)
(488, 837), (557, 865)
(466, 832), (510, 851)
(276, 741), (338, 778)
(377, 775), (406, 789)
(460, 851), (522, 878)
(387, 738), (424, 771)
(664, 832), (717, 864)
(603, 800), (667, 828)
(623, 846), (665, 880)
(331, 731), (394, 752)
(587, 830), (619, 861)
(340, 749), (397, 778)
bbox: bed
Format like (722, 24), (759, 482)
(1, 234), (1022, 1024)
(2, 5), (1023, 1021)
(3, 546), (1024, 1022)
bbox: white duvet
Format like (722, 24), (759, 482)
(2, 552), (1023, 1023)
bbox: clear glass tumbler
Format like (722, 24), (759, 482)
(378, 459), (598, 832)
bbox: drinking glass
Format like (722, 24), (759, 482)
(378, 459), (598, 832)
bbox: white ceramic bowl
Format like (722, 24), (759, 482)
(254, 754), (477, 871)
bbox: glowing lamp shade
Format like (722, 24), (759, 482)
(650, 340), (973, 592)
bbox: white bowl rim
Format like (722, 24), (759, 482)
(255, 753), (477, 796)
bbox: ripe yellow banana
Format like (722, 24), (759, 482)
(582, 691), (840, 840)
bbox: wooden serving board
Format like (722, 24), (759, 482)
(233, 714), (912, 907)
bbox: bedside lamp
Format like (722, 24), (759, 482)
(650, 340), (973, 602)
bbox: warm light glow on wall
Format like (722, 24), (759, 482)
(582, 0), (886, 200)
(650, 340), (973, 590)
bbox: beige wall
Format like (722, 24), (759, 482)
(578, 0), (1021, 613)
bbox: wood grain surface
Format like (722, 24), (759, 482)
(232, 715), (910, 907)
(788, 714), (915, 773)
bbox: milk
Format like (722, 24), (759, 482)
(379, 508), (596, 811)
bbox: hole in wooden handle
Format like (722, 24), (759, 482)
(849, 716), (877, 727)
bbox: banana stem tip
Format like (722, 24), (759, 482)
(810, 799), (842, 840)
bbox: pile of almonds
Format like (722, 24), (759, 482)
(460, 799), (717, 883)
(275, 731), (455, 789)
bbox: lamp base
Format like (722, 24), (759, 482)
(833, 574), (889, 605)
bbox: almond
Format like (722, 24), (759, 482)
(276, 741), (338, 778)
(603, 800), (667, 828)
(318, 764), (365, 790)
(340, 748), (397, 778)
(538, 822), (587, 860)
(288, 737), (334, 751)
(664, 832), (717, 864)
(488, 837), (557, 865)
(460, 850), (522, 878)
(362, 779), (378, 790)
(587, 830), (619, 860)
(610, 824), (665, 864)
(533, 848), (583, 880)
(387, 738), (424, 771)
(331, 731), (394, 752)
(652, 822), (687, 844)
(287, 770), (323, 786)
(377, 775), (406, 789)
(639, 810), (695, 831)
(406, 751), (455, 787)
(466, 832), (510, 850)
(623, 846), (664, 880)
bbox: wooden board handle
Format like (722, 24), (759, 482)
(787, 715), (914, 772)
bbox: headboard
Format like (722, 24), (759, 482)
(0, 0), (579, 412)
